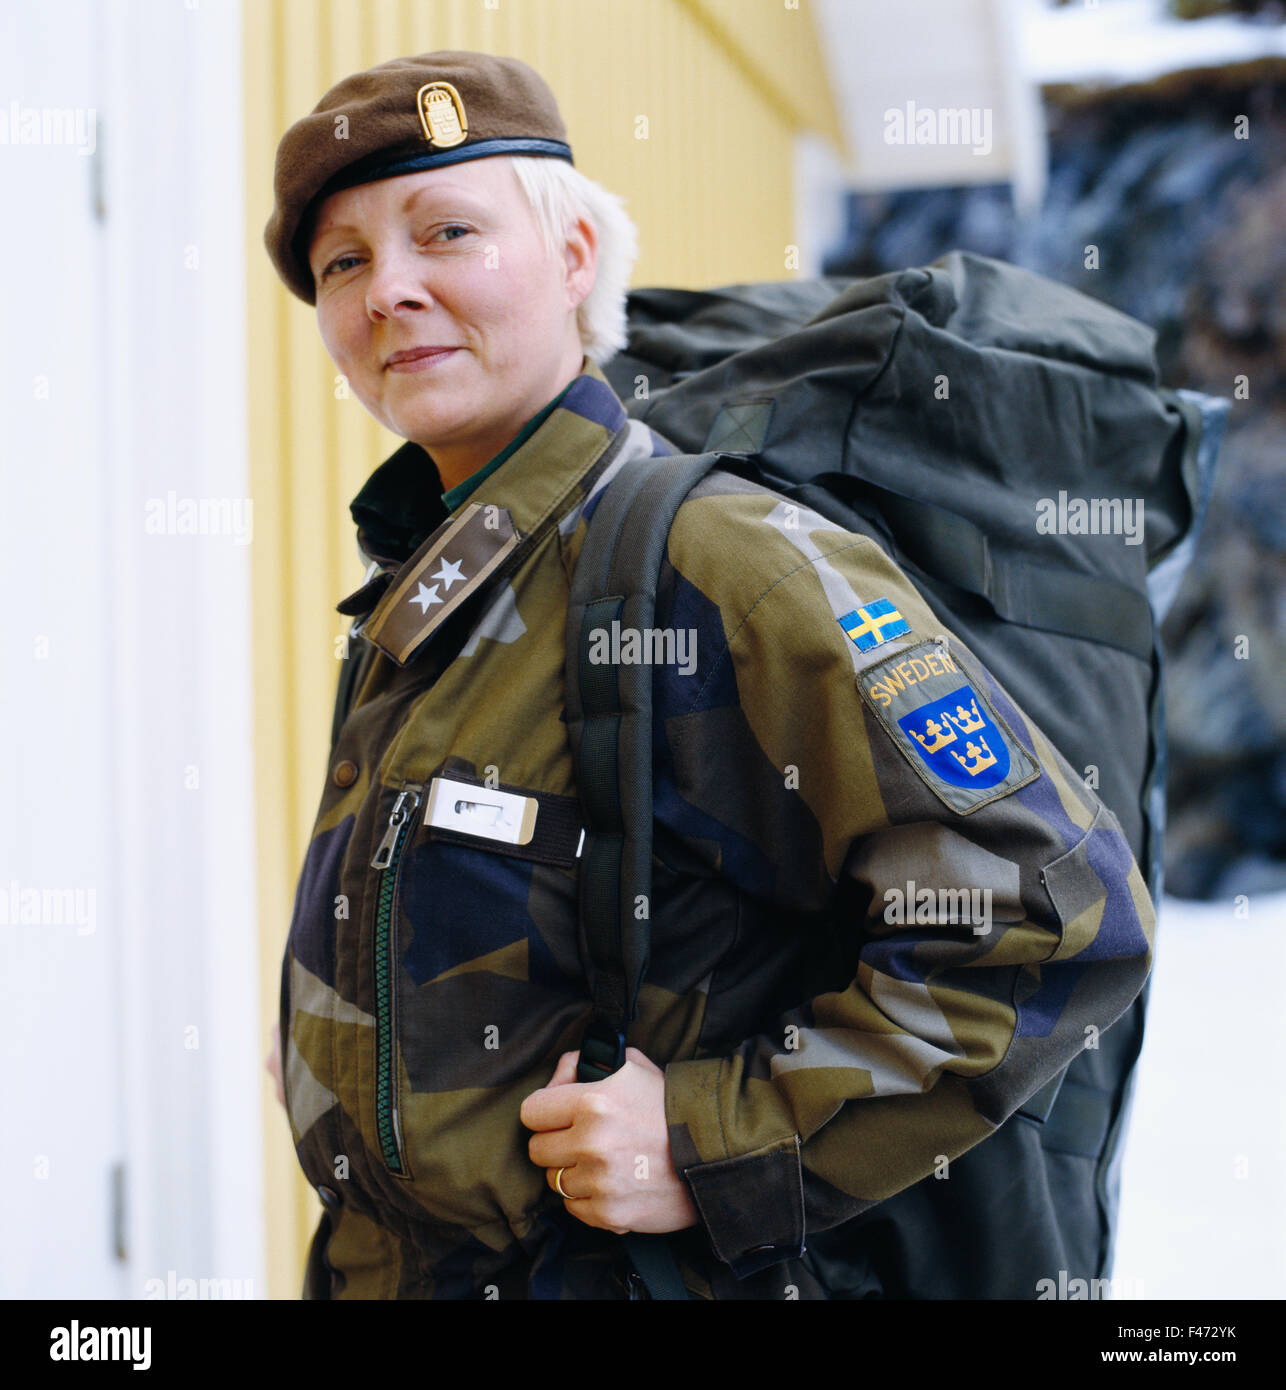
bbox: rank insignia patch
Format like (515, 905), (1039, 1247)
(838, 598), (911, 652)
(362, 503), (519, 667)
(858, 640), (1040, 814)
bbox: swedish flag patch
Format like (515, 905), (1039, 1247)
(838, 598), (911, 652)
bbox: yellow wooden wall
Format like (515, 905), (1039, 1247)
(244, 0), (844, 1299)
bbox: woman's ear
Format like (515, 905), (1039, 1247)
(562, 215), (597, 310)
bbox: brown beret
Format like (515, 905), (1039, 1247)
(264, 50), (574, 304)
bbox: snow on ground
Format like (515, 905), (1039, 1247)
(1021, 0), (1286, 88)
(1112, 890), (1286, 1299)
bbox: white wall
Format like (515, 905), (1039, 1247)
(793, 130), (853, 278)
(0, 0), (262, 1298)
(814, 0), (1047, 212)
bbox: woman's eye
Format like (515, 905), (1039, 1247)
(318, 225), (471, 282)
(321, 254), (361, 279)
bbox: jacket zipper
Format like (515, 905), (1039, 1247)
(370, 782), (423, 1175)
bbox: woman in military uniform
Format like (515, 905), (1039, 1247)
(262, 50), (1154, 1300)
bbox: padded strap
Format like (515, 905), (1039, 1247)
(566, 451), (723, 1054)
(565, 450), (724, 1301)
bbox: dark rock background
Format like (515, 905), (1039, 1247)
(822, 70), (1286, 899)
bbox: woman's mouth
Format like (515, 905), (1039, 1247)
(385, 347), (461, 372)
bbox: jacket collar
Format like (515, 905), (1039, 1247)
(348, 440), (447, 572)
(338, 357), (632, 667)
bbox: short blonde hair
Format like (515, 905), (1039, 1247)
(505, 155), (638, 366)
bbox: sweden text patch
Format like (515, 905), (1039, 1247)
(838, 597), (911, 652)
(858, 640), (1040, 814)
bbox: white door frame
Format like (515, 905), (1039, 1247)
(0, 0), (262, 1298)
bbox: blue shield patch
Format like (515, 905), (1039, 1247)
(897, 684), (1011, 789)
(858, 640), (1041, 814)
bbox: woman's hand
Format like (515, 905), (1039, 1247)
(520, 1047), (700, 1235)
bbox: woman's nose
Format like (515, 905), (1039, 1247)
(365, 249), (436, 321)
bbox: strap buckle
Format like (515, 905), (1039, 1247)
(577, 1024), (626, 1082)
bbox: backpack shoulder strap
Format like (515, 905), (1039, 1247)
(563, 448), (724, 1300)
(564, 449), (723, 1069)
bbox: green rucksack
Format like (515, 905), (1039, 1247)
(332, 251), (1226, 1297)
(565, 250), (1227, 1297)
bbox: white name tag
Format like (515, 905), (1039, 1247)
(424, 777), (537, 846)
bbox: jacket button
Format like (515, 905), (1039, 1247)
(332, 760), (359, 788)
(317, 1185), (342, 1210)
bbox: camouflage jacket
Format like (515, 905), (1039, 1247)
(280, 356), (1155, 1299)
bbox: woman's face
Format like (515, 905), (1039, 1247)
(308, 158), (595, 490)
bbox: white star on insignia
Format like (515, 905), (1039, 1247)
(409, 581), (442, 614)
(430, 557), (465, 590)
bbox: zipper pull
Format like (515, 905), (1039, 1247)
(370, 786), (421, 869)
